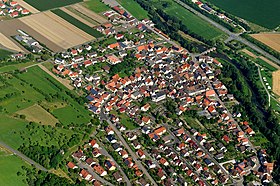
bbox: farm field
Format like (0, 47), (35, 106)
(117, 0), (149, 20)
(273, 70), (280, 96)
(71, 4), (108, 24)
(0, 61), (36, 73)
(0, 32), (25, 53)
(158, 0), (225, 40)
(52, 9), (104, 38)
(250, 33), (280, 52)
(24, 0), (82, 11)
(0, 148), (29, 186)
(83, 0), (110, 13)
(16, 104), (59, 126)
(206, 0), (280, 29)
(60, 7), (96, 27)
(20, 11), (94, 51)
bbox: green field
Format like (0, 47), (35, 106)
(0, 61), (36, 73)
(159, 0), (225, 40)
(207, 0), (280, 29)
(117, 0), (149, 20)
(0, 149), (29, 186)
(52, 9), (104, 38)
(0, 49), (13, 59)
(83, 0), (110, 13)
(24, 0), (82, 11)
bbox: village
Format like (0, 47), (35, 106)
(0, 0), (30, 18)
(39, 5), (275, 186)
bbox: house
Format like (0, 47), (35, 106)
(21, 9), (30, 15)
(157, 169), (166, 180)
(89, 139), (99, 148)
(112, 143), (122, 152)
(145, 160), (156, 169)
(124, 158), (134, 168)
(115, 33), (124, 40)
(137, 149), (146, 159)
(72, 151), (86, 161)
(141, 103), (150, 112)
(79, 169), (92, 181)
(222, 135), (230, 143)
(126, 132), (137, 141)
(113, 171), (123, 182)
(132, 140), (141, 149)
(159, 158), (169, 166)
(154, 126), (167, 136)
(10, 11), (19, 18)
(152, 91), (166, 102)
(67, 162), (78, 169)
(107, 135), (117, 143)
(141, 116), (151, 125)
(86, 158), (96, 166)
(94, 165), (108, 176)
(119, 149), (129, 159)
(104, 160), (116, 171)
(72, 56), (84, 63)
(92, 148), (101, 157)
(137, 178), (149, 186)
(105, 126), (114, 135)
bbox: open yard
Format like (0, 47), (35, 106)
(160, 0), (225, 40)
(207, 0), (280, 29)
(0, 148), (29, 186)
(24, 0), (82, 11)
(16, 104), (59, 126)
(83, 0), (111, 13)
(250, 33), (280, 52)
(117, 0), (149, 20)
(52, 9), (104, 38)
(0, 49), (13, 59)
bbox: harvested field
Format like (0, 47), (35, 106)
(16, 0), (40, 13)
(242, 48), (258, 58)
(71, 4), (108, 24)
(251, 33), (280, 52)
(0, 33), (25, 52)
(0, 19), (63, 52)
(38, 64), (73, 90)
(60, 7), (96, 27)
(273, 70), (280, 96)
(16, 104), (59, 126)
(20, 11), (94, 50)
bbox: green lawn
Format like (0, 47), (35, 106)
(52, 9), (104, 38)
(83, 0), (110, 13)
(0, 49), (13, 59)
(207, 0), (280, 29)
(24, 0), (82, 11)
(117, 0), (149, 20)
(162, 0), (225, 40)
(0, 150), (29, 186)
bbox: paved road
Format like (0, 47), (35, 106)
(100, 110), (158, 186)
(95, 138), (131, 186)
(174, 0), (280, 65)
(74, 157), (114, 186)
(0, 141), (48, 172)
(257, 66), (271, 106)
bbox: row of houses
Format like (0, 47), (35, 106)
(0, 0), (29, 17)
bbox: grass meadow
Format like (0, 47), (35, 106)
(207, 0), (280, 29)
(117, 0), (149, 20)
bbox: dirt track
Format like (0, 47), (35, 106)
(20, 11), (94, 50)
(38, 64), (73, 90)
(16, 0), (40, 13)
(273, 70), (280, 96)
(71, 4), (108, 24)
(60, 7), (96, 27)
(0, 32), (25, 52)
(251, 33), (280, 52)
